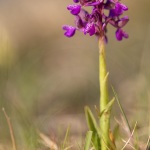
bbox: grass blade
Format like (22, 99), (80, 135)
(62, 126), (70, 150)
(85, 106), (101, 149)
(99, 98), (115, 118)
(111, 86), (131, 133)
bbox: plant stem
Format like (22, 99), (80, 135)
(2, 108), (17, 150)
(99, 38), (110, 150)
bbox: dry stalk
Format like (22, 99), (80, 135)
(2, 108), (17, 150)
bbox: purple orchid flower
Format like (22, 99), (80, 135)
(62, 25), (76, 37)
(67, 4), (81, 15)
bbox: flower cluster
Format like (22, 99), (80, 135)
(63, 0), (129, 41)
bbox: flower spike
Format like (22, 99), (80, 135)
(63, 0), (129, 41)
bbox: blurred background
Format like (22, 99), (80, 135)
(0, 0), (150, 149)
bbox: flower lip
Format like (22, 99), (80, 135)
(67, 4), (81, 15)
(84, 23), (95, 36)
(116, 28), (128, 41)
(63, 25), (76, 37)
(110, 2), (128, 17)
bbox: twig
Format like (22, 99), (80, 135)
(2, 108), (17, 150)
(121, 121), (137, 150)
(146, 136), (150, 150)
(39, 132), (58, 150)
(122, 139), (136, 150)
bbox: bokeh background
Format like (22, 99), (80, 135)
(0, 0), (150, 149)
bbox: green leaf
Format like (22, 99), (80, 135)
(84, 131), (93, 150)
(99, 98), (115, 118)
(85, 106), (98, 132)
(113, 124), (120, 141)
(85, 106), (101, 150)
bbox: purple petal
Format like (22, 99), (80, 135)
(109, 0), (119, 3)
(109, 9), (117, 17)
(75, 16), (84, 28)
(73, 0), (79, 3)
(110, 2), (128, 17)
(104, 1), (116, 10)
(123, 32), (129, 38)
(118, 16), (129, 28)
(84, 1), (102, 6)
(115, 3), (124, 15)
(120, 3), (128, 11)
(67, 4), (81, 15)
(116, 2), (128, 13)
(84, 23), (95, 36)
(79, 9), (89, 22)
(62, 25), (76, 37)
(108, 19), (118, 28)
(116, 28), (128, 41)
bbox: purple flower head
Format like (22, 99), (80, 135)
(63, 0), (129, 41)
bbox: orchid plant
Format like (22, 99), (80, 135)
(63, 0), (129, 149)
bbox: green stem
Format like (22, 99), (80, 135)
(99, 38), (110, 150)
